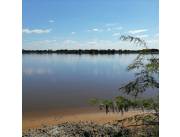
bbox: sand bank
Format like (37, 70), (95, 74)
(23, 109), (142, 130)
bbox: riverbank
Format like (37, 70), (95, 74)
(23, 110), (143, 130)
(23, 112), (158, 137)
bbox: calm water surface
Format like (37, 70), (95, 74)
(23, 54), (158, 115)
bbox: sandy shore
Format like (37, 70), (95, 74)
(23, 109), (143, 130)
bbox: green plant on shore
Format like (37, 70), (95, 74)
(89, 96), (158, 116)
(89, 35), (159, 136)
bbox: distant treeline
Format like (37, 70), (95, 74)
(22, 49), (159, 54)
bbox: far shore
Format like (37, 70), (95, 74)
(22, 49), (159, 54)
(23, 109), (143, 131)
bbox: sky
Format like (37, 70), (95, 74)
(22, 0), (159, 50)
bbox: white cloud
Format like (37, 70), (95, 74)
(40, 40), (56, 43)
(28, 39), (57, 46)
(105, 23), (117, 27)
(107, 28), (112, 31)
(92, 28), (99, 32)
(71, 32), (76, 35)
(88, 28), (103, 32)
(24, 38), (159, 50)
(147, 38), (159, 48)
(88, 25), (122, 33)
(128, 29), (148, 34)
(23, 28), (52, 34)
(136, 34), (149, 38)
(87, 41), (97, 45)
(112, 32), (121, 37)
(24, 39), (57, 48)
(115, 27), (123, 30)
(147, 39), (159, 44)
(105, 26), (123, 32)
(63, 40), (77, 45)
(48, 20), (55, 23)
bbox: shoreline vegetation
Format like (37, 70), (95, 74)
(22, 49), (159, 54)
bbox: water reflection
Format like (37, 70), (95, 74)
(22, 54), (158, 114)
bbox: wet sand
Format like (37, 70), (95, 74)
(23, 107), (142, 130)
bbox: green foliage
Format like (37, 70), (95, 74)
(120, 72), (159, 97)
(120, 54), (159, 97)
(127, 54), (145, 71)
(120, 35), (147, 48)
(89, 96), (159, 116)
(89, 35), (159, 136)
(146, 58), (159, 74)
(119, 36), (159, 136)
(115, 96), (131, 114)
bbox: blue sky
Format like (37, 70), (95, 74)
(23, 0), (159, 50)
